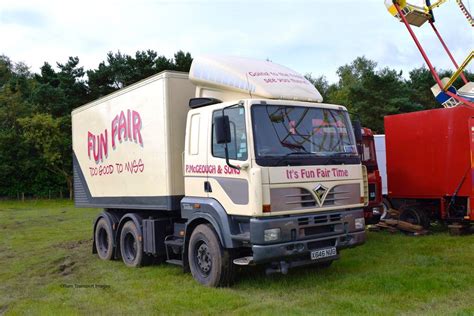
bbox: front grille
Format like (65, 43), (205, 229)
(297, 213), (345, 238)
(307, 239), (336, 250)
(270, 188), (316, 212)
(298, 217), (310, 226)
(322, 184), (360, 207)
(297, 214), (343, 226)
(329, 214), (342, 222)
(270, 184), (360, 212)
(304, 225), (333, 235)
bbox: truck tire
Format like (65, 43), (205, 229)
(95, 218), (114, 260)
(120, 220), (146, 267)
(188, 224), (235, 287)
(400, 207), (430, 229)
(381, 197), (392, 220)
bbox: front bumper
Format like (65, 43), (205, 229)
(250, 209), (365, 264)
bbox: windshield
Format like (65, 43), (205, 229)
(360, 136), (377, 167)
(252, 104), (358, 165)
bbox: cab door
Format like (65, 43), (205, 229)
(207, 105), (252, 216)
(184, 109), (210, 198)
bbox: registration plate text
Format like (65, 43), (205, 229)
(310, 247), (337, 260)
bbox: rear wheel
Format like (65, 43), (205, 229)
(120, 220), (146, 267)
(380, 197), (392, 220)
(95, 218), (114, 260)
(188, 224), (235, 287)
(400, 207), (430, 229)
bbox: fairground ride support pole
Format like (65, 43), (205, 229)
(394, 3), (443, 87)
(429, 21), (469, 85)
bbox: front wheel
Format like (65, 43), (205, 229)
(188, 224), (235, 287)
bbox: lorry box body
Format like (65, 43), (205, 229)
(72, 56), (367, 286)
(72, 72), (195, 210)
(385, 106), (473, 199)
(384, 105), (474, 222)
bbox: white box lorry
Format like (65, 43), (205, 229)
(72, 56), (367, 286)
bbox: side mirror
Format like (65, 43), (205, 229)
(352, 120), (363, 143)
(214, 115), (231, 144)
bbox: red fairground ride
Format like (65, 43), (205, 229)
(385, 0), (473, 108)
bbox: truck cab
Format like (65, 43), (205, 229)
(179, 57), (367, 283)
(358, 128), (383, 223)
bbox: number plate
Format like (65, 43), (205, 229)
(310, 247), (337, 260)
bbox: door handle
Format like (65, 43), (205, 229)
(204, 181), (212, 193)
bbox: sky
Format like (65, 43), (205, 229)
(0, 0), (472, 82)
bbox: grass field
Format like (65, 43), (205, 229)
(1, 200), (474, 315)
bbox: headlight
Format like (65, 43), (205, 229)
(355, 218), (365, 230)
(372, 207), (381, 215)
(264, 228), (281, 242)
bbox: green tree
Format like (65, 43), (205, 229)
(0, 55), (13, 88)
(321, 57), (421, 133)
(87, 50), (193, 99)
(18, 114), (73, 199)
(350, 67), (420, 132)
(0, 60), (52, 197)
(32, 57), (88, 117)
(305, 74), (330, 101)
(173, 50), (193, 72)
(327, 57), (377, 107)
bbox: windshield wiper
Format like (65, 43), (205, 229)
(280, 140), (307, 151)
(321, 152), (355, 165)
(273, 151), (312, 166)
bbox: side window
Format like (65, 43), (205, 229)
(212, 107), (248, 161)
(189, 114), (200, 155)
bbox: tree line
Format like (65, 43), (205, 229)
(0, 50), (471, 198)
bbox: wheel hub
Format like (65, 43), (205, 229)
(196, 242), (212, 275)
(98, 227), (109, 254)
(124, 233), (137, 261)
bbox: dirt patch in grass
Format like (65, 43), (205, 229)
(0, 246), (14, 259)
(57, 239), (91, 250)
(50, 256), (76, 276)
(58, 258), (76, 276)
(0, 305), (9, 315)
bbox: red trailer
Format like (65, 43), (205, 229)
(385, 105), (474, 233)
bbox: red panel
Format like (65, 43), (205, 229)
(385, 106), (474, 200)
(470, 118), (474, 219)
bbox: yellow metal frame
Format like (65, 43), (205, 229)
(443, 51), (474, 90)
(427, 0), (448, 10)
